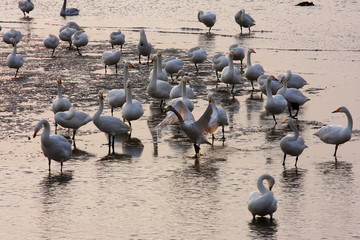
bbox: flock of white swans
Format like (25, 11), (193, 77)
(2, 0), (353, 220)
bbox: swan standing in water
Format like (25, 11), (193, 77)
(280, 118), (308, 167)
(107, 61), (133, 115)
(54, 107), (92, 141)
(109, 30), (125, 51)
(60, 0), (79, 16)
(137, 29), (152, 64)
(198, 11), (216, 33)
(18, 0), (34, 17)
(147, 55), (172, 109)
(229, 44), (245, 67)
(235, 9), (255, 35)
(122, 80), (144, 127)
(93, 91), (130, 154)
(52, 76), (72, 132)
(102, 50), (121, 74)
(277, 73), (310, 117)
(43, 34), (60, 57)
(221, 50), (242, 93)
(247, 174), (277, 220)
(212, 53), (229, 81)
(264, 75), (287, 125)
(314, 106), (352, 157)
(245, 48), (265, 90)
(163, 101), (213, 158)
(150, 51), (168, 81)
(170, 70), (195, 99)
(6, 38), (24, 78)
(71, 29), (88, 55)
(33, 119), (72, 173)
(3, 29), (23, 44)
(188, 47), (207, 73)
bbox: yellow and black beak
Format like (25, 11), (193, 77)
(332, 108), (340, 113)
(33, 130), (38, 138)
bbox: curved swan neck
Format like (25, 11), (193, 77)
(62, 0), (67, 10)
(40, 120), (51, 141)
(288, 120), (299, 141)
(94, 96), (104, 121)
(169, 107), (184, 123)
(345, 109), (353, 131)
(257, 174), (273, 195)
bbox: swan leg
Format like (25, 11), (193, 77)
(147, 55), (150, 64)
(15, 69), (19, 78)
(282, 154), (286, 166)
(334, 144), (339, 156)
(72, 129), (76, 140)
(111, 108), (114, 116)
(51, 49), (56, 57)
(194, 144), (200, 158)
(112, 135), (115, 154)
(105, 65), (107, 74)
(215, 71), (219, 81)
(231, 84), (235, 93)
(138, 55), (141, 64)
(272, 115), (277, 125)
(295, 156), (299, 167)
(55, 122), (58, 134)
(76, 47), (82, 56)
(60, 160), (63, 173)
(250, 81), (255, 91)
(115, 64), (118, 74)
(48, 158), (51, 172)
(222, 126), (226, 140)
(111, 44), (114, 49)
(195, 63), (199, 73)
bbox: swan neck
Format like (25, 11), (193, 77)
(266, 78), (273, 98)
(40, 120), (51, 141)
(123, 65), (129, 89)
(94, 97), (104, 121)
(58, 82), (63, 99)
(157, 54), (162, 72)
(229, 54), (234, 70)
(62, 0), (66, 9)
(247, 51), (252, 67)
(150, 60), (158, 86)
(345, 109), (353, 131)
(289, 121), (299, 141)
(170, 107), (184, 123)
(126, 85), (132, 103)
(181, 80), (187, 98)
(257, 175), (271, 195)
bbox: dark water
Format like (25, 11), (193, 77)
(1, 0), (360, 239)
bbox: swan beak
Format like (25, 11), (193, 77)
(332, 108), (341, 113)
(251, 49), (256, 53)
(208, 96), (212, 102)
(99, 91), (104, 99)
(176, 72), (181, 79)
(33, 130), (38, 138)
(282, 119), (287, 124)
(158, 51), (162, 56)
(269, 186), (273, 191)
(11, 40), (15, 46)
(151, 56), (156, 63)
(129, 63), (134, 68)
(272, 76), (277, 81)
(232, 52), (236, 56)
(126, 82), (131, 88)
(58, 77), (62, 83)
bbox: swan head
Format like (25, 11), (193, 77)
(249, 48), (256, 54)
(332, 106), (347, 113)
(157, 50), (162, 57)
(184, 76), (190, 84)
(98, 90), (104, 100)
(125, 61), (133, 68)
(177, 69), (185, 79)
(10, 38), (15, 46)
(126, 80), (132, 88)
(57, 75), (62, 84)
(266, 75), (277, 83)
(151, 55), (158, 63)
(208, 93), (213, 102)
(33, 129), (38, 138)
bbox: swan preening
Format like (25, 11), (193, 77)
(59, 27), (77, 48)
(33, 119), (72, 172)
(6, 38), (24, 77)
(109, 30), (125, 50)
(18, 0), (34, 17)
(163, 58), (184, 80)
(103, 50), (121, 74)
(245, 48), (265, 90)
(229, 44), (245, 66)
(137, 29), (152, 64)
(43, 34), (60, 57)
(93, 90), (130, 154)
(71, 29), (88, 55)
(3, 29), (23, 44)
(188, 47), (207, 72)
(60, 0), (80, 16)
(198, 11), (216, 33)
(314, 106), (352, 157)
(280, 118), (308, 167)
(235, 9), (255, 35)
(107, 61), (133, 115)
(212, 53), (229, 81)
(55, 107), (92, 140)
(248, 174), (277, 219)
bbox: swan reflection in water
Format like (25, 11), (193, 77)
(248, 217), (278, 239)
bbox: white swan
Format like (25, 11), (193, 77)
(3, 29), (23, 44)
(229, 44), (245, 66)
(212, 53), (229, 81)
(188, 46), (207, 72)
(257, 74), (282, 96)
(277, 73), (310, 117)
(6, 38), (24, 78)
(71, 29), (88, 55)
(103, 50), (121, 74)
(221, 50), (242, 93)
(52, 75), (72, 115)
(33, 119), (72, 172)
(147, 55), (172, 108)
(198, 11), (216, 33)
(109, 30), (125, 51)
(43, 34), (60, 57)
(264, 75), (287, 124)
(206, 94), (229, 140)
(170, 70), (195, 99)
(150, 50), (168, 81)
(247, 174), (277, 219)
(170, 76), (194, 112)
(60, 0), (80, 16)
(314, 106), (352, 157)
(235, 9), (255, 35)
(137, 29), (152, 64)
(107, 61), (133, 115)
(93, 90), (130, 153)
(278, 70), (308, 89)
(59, 27), (77, 48)
(122, 80), (144, 127)
(245, 48), (265, 90)
(280, 118), (308, 167)
(18, 0), (34, 17)
(163, 57), (184, 80)
(164, 101), (213, 158)
(54, 107), (92, 140)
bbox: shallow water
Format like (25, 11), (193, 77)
(1, 0), (360, 239)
